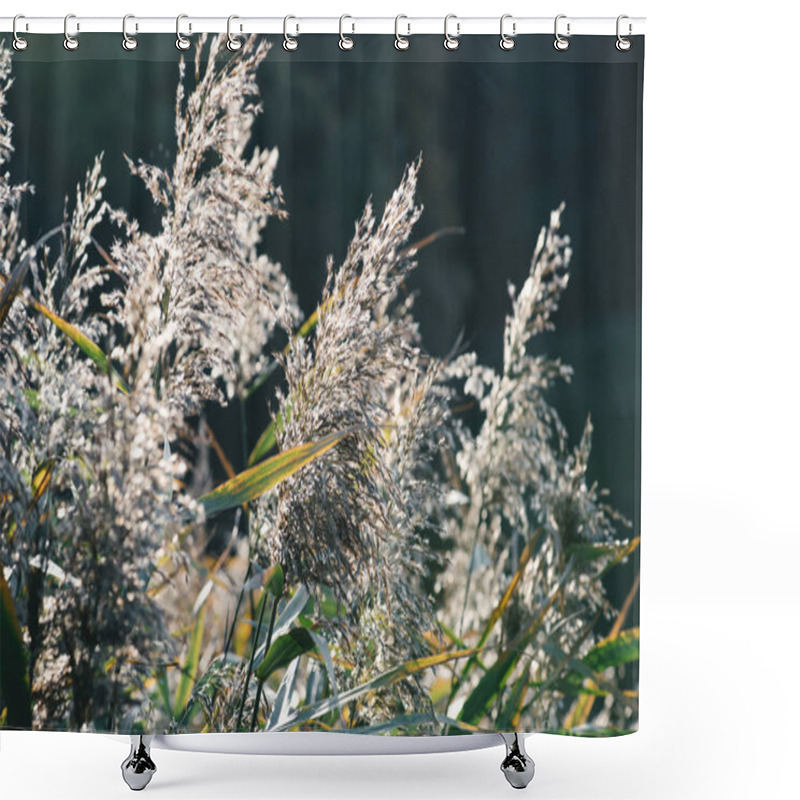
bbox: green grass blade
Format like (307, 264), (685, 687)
(199, 428), (353, 517)
(255, 627), (316, 684)
(339, 713), (438, 735)
(156, 668), (173, 718)
(267, 653), (302, 730)
(466, 531), (540, 671)
(561, 628), (640, 728)
(267, 586), (312, 645)
(32, 299), (130, 394)
(584, 628), (639, 673)
(263, 563), (285, 598)
(272, 647), (479, 732)
(456, 560), (575, 727)
(543, 727), (636, 738)
(0, 257), (31, 329)
(457, 648), (518, 726)
(565, 537), (639, 574)
(599, 537), (640, 577)
(173, 605), (206, 720)
(248, 402), (292, 465)
(0, 569), (33, 727)
(307, 629), (344, 726)
(248, 419), (279, 465)
(495, 662), (531, 731)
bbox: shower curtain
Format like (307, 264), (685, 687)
(0, 29), (642, 739)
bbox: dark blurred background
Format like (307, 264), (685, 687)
(4, 34), (642, 620)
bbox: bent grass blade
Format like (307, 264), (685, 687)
(199, 428), (355, 517)
(272, 647), (480, 732)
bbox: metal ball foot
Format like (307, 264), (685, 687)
(121, 735), (157, 791)
(500, 733), (535, 789)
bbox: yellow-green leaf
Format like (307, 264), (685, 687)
(30, 458), (56, 511)
(1, 264), (129, 393)
(583, 628), (639, 673)
(173, 605), (206, 720)
(563, 628), (640, 729)
(31, 299), (130, 394)
(477, 531), (540, 652)
(200, 428), (353, 517)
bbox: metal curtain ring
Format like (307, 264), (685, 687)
(554, 14), (570, 51)
(339, 15), (354, 50)
(444, 14), (460, 51)
(63, 13), (79, 50)
(122, 14), (138, 51)
(283, 15), (299, 51)
(12, 14), (29, 51)
(176, 14), (191, 50)
(227, 15), (243, 51)
(395, 15), (410, 50)
(616, 15), (632, 51)
(500, 14), (515, 51)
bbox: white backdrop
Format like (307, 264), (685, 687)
(2, 1), (798, 798)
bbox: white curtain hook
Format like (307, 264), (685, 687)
(283, 15), (299, 51)
(227, 15), (243, 52)
(122, 14), (138, 51)
(554, 14), (570, 51)
(13, 14), (29, 51)
(176, 14), (191, 51)
(395, 15), (410, 51)
(616, 15), (632, 51)
(63, 13), (79, 51)
(339, 15), (355, 50)
(444, 14), (460, 51)
(500, 14), (516, 51)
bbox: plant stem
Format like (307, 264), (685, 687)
(250, 594), (280, 732)
(235, 588), (268, 731)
